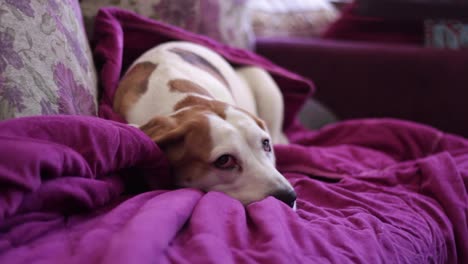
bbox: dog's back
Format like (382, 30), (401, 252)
(114, 42), (256, 126)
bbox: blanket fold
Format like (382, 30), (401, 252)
(0, 115), (170, 222)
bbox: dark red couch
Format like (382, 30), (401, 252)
(255, 1), (468, 137)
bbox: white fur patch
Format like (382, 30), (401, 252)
(201, 107), (294, 205)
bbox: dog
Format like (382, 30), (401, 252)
(113, 41), (296, 207)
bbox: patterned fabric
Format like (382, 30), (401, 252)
(0, 0), (98, 120)
(249, 0), (338, 38)
(80, 0), (254, 50)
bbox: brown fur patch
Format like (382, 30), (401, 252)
(169, 47), (230, 91)
(174, 95), (227, 119)
(140, 109), (214, 186)
(168, 79), (213, 98)
(238, 108), (267, 131)
(114, 62), (157, 116)
(174, 95), (265, 131)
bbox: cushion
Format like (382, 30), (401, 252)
(80, 0), (254, 50)
(0, 0), (98, 119)
(249, 0), (338, 39)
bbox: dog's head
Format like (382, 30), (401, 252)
(140, 95), (296, 207)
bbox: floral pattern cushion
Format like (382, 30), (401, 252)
(249, 0), (339, 38)
(80, 0), (254, 49)
(0, 0), (98, 120)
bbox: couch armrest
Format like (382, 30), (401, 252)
(256, 37), (468, 137)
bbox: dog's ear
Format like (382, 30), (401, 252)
(140, 116), (185, 147)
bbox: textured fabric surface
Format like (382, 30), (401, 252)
(80, 0), (254, 49)
(249, 0), (338, 38)
(0, 7), (467, 264)
(0, 0), (98, 119)
(0, 116), (467, 263)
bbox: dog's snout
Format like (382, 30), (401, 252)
(272, 189), (297, 208)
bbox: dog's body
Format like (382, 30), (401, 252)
(114, 41), (296, 207)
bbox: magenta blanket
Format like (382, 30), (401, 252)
(1, 8), (467, 263)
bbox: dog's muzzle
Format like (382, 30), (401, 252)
(272, 189), (297, 208)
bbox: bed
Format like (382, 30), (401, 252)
(0, 6), (467, 264)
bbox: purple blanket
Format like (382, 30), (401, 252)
(1, 8), (467, 263)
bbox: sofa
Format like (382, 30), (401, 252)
(256, 1), (468, 137)
(1, 1), (467, 263)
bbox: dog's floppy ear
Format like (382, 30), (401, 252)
(140, 116), (185, 147)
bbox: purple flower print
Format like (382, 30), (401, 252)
(47, 0), (60, 13)
(6, 0), (34, 18)
(0, 76), (26, 112)
(61, 26), (88, 71)
(47, 0), (88, 71)
(0, 30), (24, 74)
(68, 0), (85, 30)
(53, 63), (96, 115)
(153, 0), (199, 31)
(40, 99), (56, 115)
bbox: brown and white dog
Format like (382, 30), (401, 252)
(114, 41), (296, 207)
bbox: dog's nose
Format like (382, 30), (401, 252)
(272, 189), (297, 208)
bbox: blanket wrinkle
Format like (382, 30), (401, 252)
(0, 115), (171, 222)
(0, 212), (64, 253)
(97, 190), (202, 264)
(0, 135), (93, 188)
(417, 153), (468, 262)
(16, 176), (124, 215)
(293, 173), (451, 263)
(291, 118), (455, 161)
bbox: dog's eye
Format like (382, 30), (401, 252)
(262, 139), (271, 152)
(214, 154), (237, 170)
